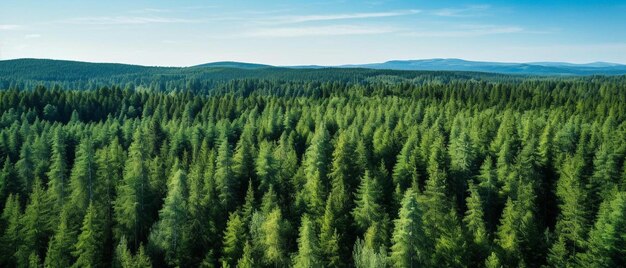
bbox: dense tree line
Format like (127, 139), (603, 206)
(0, 75), (625, 267)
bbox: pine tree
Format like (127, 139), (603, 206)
(0, 157), (18, 209)
(476, 156), (499, 231)
(0, 194), (21, 267)
(256, 141), (278, 193)
(114, 128), (152, 249)
(464, 182), (488, 266)
(319, 180), (350, 267)
(17, 179), (49, 267)
(329, 131), (360, 198)
(47, 128), (69, 217)
(220, 211), (245, 267)
(149, 169), (188, 266)
(15, 141), (34, 197)
(215, 137), (236, 210)
(300, 124), (332, 218)
(292, 215), (322, 268)
(389, 189), (426, 268)
(352, 238), (387, 268)
(549, 155), (588, 266)
(578, 191), (626, 267)
(236, 241), (255, 268)
(352, 170), (384, 231)
(73, 202), (103, 267)
(69, 138), (97, 212)
(233, 124), (256, 194)
(261, 208), (286, 266)
(44, 208), (76, 268)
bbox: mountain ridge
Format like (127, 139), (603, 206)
(2, 58), (626, 76)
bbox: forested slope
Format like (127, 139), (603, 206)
(0, 72), (625, 267)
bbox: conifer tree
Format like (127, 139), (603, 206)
(389, 189), (426, 268)
(236, 240), (255, 268)
(578, 191), (626, 267)
(292, 215), (322, 268)
(549, 155), (588, 266)
(0, 157), (18, 209)
(150, 169), (188, 266)
(69, 138), (97, 212)
(261, 208), (286, 267)
(300, 125), (332, 218)
(47, 128), (69, 216)
(114, 128), (152, 249)
(0, 194), (21, 267)
(215, 137), (236, 210)
(73, 202), (103, 267)
(221, 211), (245, 267)
(17, 179), (49, 267)
(44, 208), (76, 268)
(352, 170), (384, 231)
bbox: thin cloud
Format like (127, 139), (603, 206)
(24, 34), (41, 39)
(0, 24), (20, 30)
(404, 24), (524, 37)
(244, 25), (397, 37)
(268, 9), (421, 24)
(432, 5), (490, 17)
(64, 16), (198, 25)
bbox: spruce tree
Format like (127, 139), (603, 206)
(73, 202), (103, 267)
(149, 169), (188, 266)
(292, 215), (322, 268)
(389, 189), (426, 268)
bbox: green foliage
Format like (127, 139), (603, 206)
(389, 189), (426, 267)
(73, 202), (104, 267)
(292, 215), (322, 268)
(0, 72), (624, 267)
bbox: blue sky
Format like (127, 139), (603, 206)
(1, 0), (625, 66)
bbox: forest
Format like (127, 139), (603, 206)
(0, 64), (625, 267)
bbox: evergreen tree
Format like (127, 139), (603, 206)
(149, 169), (188, 266)
(73, 202), (103, 267)
(44, 208), (76, 268)
(215, 137), (236, 211)
(352, 170), (384, 231)
(549, 155), (588, 266)
(17, 179), (49, 267)
(464, 182), (488, 266)
(236, 241), (255, 268)
(69, 138), (97, 212)
(0, 194), (21, 267)
(389, 189), (427, 268)
(0, 157), (18, 209)
(221, 211), (245, 267)
(292, 215), (322, 268)
(578, 191), (626, 267)
(261, 208), (286, 267)
(114, 128), (152, 249)
(300, 125), (332, 218)
(47, 128), (69, 217)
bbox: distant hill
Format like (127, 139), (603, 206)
(339, 58), (626, 75)
(193, 61), (272, 69)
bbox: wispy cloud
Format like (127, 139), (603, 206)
(271, 9), (421, 24)
(244, 25), (397, 37)
(64, 16), (197, 25)
(432, 5), (490, 17)
(404, 24), (524, 37)
(24, 34), (41, 39)
(0, 24), (20, 30)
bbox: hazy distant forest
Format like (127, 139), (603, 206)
(0, 61), (625, 267)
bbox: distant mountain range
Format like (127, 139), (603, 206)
(196, 58), (626, 76)
(334, 58), (626, 76)
(2, 58), (626, 76)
